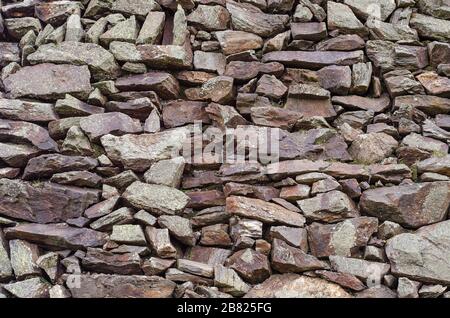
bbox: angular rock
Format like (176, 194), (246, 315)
(27, 42), (121, 81)
(386, 220), (450, 285)
(349, 133), (398, 164)
(68, 274), (175, 298)
(100, 127), (189, 172)
(410, 13), (450, 41)
(115, 72), (180, 99)
(187, 5), (230, 31)
(80, 112), (142, 142)
(185, 76), (234, 104)
(214, 264), (250, 297)
(158, 215), (196, 246)
(110, 224), (147, 246)
(81, 248), (142, 275)
(162, 100), (209, 128)
(0, 178), (99, 223)
(271, 238), (326, 273)
(297, 190), (359, 223)
(244, 274), (351, 298)
(3, 63), (91, 101)
(225, 248), (271, 284)
(215, 31), (263, 55)
(360, 182), (450, 228)
(123, 181), (190, 215)
(0, 99), (57, 123)
(4, 223), (107, 250)
(262, 50), (364, 69)
(226, 196), (306, 227)
(330, 255), (390, 283)
(308, 217), (378, 258)
(23, 154), (97, 180)
(3, 277), (50, 298)
(145, 226), (177, 259)
(226, 1), (289, 37)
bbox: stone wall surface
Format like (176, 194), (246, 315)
(0, 0), (449, 299)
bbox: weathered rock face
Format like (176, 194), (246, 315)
(244, 274), (351, 298)
(123, 181), (190, 215)
(386, 220), (450, 285)
(4, 223), (108, 250)
(226, 196), (306, 227)
(27, 42), (121, 80)
(0, 178), (100, 223)
(360, 182), (450, 228)
(308, 217), (378, 258)
(0, 0), (449, 299)
(100, 127), (189, 172)
(3, 63), (92, 100)
(68, 274), (176, 298)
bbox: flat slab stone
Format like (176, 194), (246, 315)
(68, 274), (176, 298)
(4, 223), (108, 250)
(0, 178), (100, 223)
(262, 50), (364, 69)
(3, 63), (92, 101)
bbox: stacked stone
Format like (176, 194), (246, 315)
(0, 0), (449, 298)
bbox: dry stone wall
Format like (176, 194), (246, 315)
(0, 0), (450, 298)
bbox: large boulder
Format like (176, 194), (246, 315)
(3, 63), (92, 101)
(0, 178), (100, 223)
(386, 220), (450, 285)
(27, 42), (121, 80)
(360, 182), (450, 228)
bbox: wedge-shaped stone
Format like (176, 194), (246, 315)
(297, 190), (359, 223)
(9, 239), (41, 280)
(226, 1), (289, 37)
(0, 119), (58, 152)
(327, 1), (367, 36)
(226, 196), (306, 227)
(23, 154), (97, 180)
(100, 127), (189, 172)
(3, 277), (51, 298)
(0, 230), (13, 282)
(68, 274), (176, 298)
(271, 238), (326, 273)
(0, 99), (57, 123)
(386, 220), (450, 285)
(4, 223), (108, 250)
(343, 0), (396, 21)
(3, 63), (91, 101)
(187, 5), (230, 31)
(330, 255), (390, 282)
(137, 44), (193, 70)
(394, 95), (450, 116)
(81, 248), (142, 275)
(244, 274), (351, 298)
(214, 264), (250, 297)
(158, 215), (195, 246)
(417, 155), (450, 177)
(80, 112), (142, 142)
(359, 182), (450, 228)
(0, 178), (100, 223)
(145, 226), (177, 259)
(27, 42), (121, 80)
(123, 181), (190, 215)
(215, 30), (263, 55)
(410, 13), (450, 41)
(308, 217), (378, 258)
(262, 50), (364, 69)
(115, 71), (180, 99)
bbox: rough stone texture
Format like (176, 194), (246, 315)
(386, 220), (450, 285)
(360, 182), (450, 228)
(244, 274), (351, 298)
